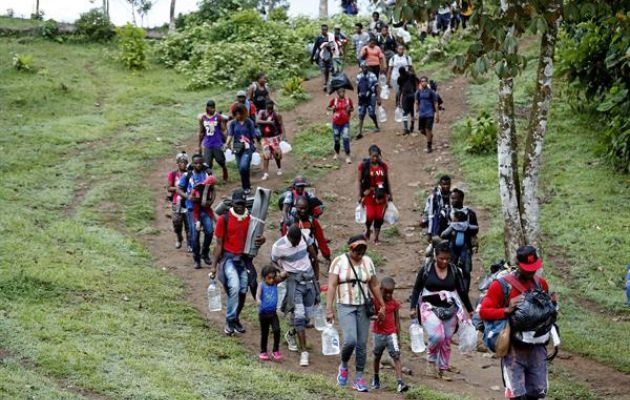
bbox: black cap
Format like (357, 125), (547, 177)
(206, 100), (215, 107)
(232, 189), (247, 205)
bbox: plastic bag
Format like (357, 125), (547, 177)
(378, 106), (387, 123)
(383, 201), (400, 224)
(224, 149), (235, 163)
(279, 141), (292, 154)
(251, 152), (261, 167)
(328, 73), (354, 94)
(511, 289), (557, 333)
(458, 321), (477, 354)
(380, 85), (390, 100)
(355, 203), (366, 224)
(395, 107), (403, 122)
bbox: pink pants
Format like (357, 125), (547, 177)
(420, 302), (459, 371)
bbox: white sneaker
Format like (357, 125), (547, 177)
(345, 156), (352, 164)
(261, 173), (269, 181)
(300, 351), (309, 367)
(285, 330), (298, 352)
(333, 153), (338, 160)
(276, 169), (282, 176)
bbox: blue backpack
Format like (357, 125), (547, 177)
(482, 277), (512, 352)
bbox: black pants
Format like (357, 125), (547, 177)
(172, 209), (190, 244)
(259, 312), (280, 353)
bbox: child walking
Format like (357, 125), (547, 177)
(327, 88), (354, 164)
(256, 265), (287, 361)
(372, 277), (409, 393)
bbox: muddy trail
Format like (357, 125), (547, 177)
(145, 70), (630, 399)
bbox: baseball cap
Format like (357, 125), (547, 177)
(232, 189), (247, 205)
(206, 100), (215, 107)
(236, 90), (247, 97)
(175, 151), (188, 162)
(293, 176), (307, 187)
(516, 245), (543, 272)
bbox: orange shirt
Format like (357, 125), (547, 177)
(361, 45), (384, 67)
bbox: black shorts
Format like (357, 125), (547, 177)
(419, 117), (434, 131)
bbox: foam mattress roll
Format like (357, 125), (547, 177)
(244, 187), (272, 257)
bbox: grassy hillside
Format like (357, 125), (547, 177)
(0, 36), (350, 399)
(451, 42), (630, 372)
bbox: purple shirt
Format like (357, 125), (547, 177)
(200, 113), (225, 149)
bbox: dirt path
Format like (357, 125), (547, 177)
(145, 70), (630, 399)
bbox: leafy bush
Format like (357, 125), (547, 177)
(74, 8), (115, 42)
(268, 7), (289, 22)
(31, 10), (44, 20)
(12, 54), (33, 72)
(117, 23), (147, 70)
(461, 111), (497, 154)
(281, 76), (307, 100)
(40, 19), (59, 40)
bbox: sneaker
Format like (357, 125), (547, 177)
(299, 351), (309, 367)
(373, 127), (380, 133)
(224, 321), (234, 335)
(261, 173), (269, 181)
(337, 365), (349, 386)
(195, 221), (201, 231)
(356, 132), (364, 139)
(272, 351), (283, 361)
(202, 255), (212, 265)
(353, 377), (369, 392)
(333, 153), (339, 160)
(259, 352), (270, 361)
(233, 319), (246, 334)
(425, 147), (433, 154)
(194, 261), (202, 269)
(437, 371), (452, 381)
(276, 169), (282, 176)
(175, 240), (182, 249)
(285, 330), (298, 352)
(396, 382), (409, 393)
(345, 156), (352, 164)
(371, 376), (381, 390)
(243, 188), (251, 195)
(187, 245), (193, 253)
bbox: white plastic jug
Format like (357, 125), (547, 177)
(322, 323), (340, 355)
(207, 279), (222, 312)
(380, 86), (390, 100)
(276, 281), (286, 312)
(378, 106), (387, 123)
(409, 321), (426, 353)
(251, 152), (261, 166)
(279, 141), (292, 154)
(355, 203), (366, 224)
(313, 304), (327, 331)
(395, 107), (403, 123)
(224, 149), (235, 163)
(378, 74), (387, 87)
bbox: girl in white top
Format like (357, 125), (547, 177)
(387, 44), (412, 107)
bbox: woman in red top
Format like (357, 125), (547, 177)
(358, 145), (391, 244)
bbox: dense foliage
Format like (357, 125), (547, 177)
(158, 9), (358, 89)
(117, 23), (147, 70)
(558, 10), (630, 173)
(74, 8), (115, 42)
(461, 111), (497, 154)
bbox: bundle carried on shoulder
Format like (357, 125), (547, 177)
(328, 73), (354, 94)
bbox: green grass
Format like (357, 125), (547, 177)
(0, 37), (349, 399)
(0, 16), (43, 30)
(451, 41), (630, 372)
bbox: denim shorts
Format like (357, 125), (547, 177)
(373, 333), (400, 359)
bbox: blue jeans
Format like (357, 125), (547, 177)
(187, 209), (214, 263)
(358, 96), (376, 119)
(332, 123), (350, 155)
(235, 149), (253, 191)
(224, 254), (249, 321)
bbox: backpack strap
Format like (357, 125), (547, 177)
(496, 276), (512, 307)
(502, 273), (530, 294)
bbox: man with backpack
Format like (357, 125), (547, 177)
(291, 197), (331, 263)
(210, 189), (266, 335)
(311, 24), (338, 91)
(480, 246), (557, 400)
(198, 100), (229, 182)
(356, 61), (381, 139)
(352, 23), (371, 66)
(377, 25), (397, 63)
(421, 175), (451, 244)
(416, 76), (440, 153)
(176, 154), (215, 269)
(230, 90), (257, 122)
(327, 88), (354, 164)
(281, 176), (318, 233)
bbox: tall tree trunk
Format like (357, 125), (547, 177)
(35, 0), (40, 17)
(169, 0), (176, 32)
(319, 0), (328, 18)
(498, 76), (526, 262)
(521, 0), (563, 248)
(103, 0), (108, 18)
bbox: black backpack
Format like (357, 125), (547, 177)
(357, 74), (373, 99)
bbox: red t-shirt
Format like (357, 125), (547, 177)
(359, 162), (388, 189)
(479, 275), (549, 320)
(373, 298), (400, 335)
(328, 97), (353, 125)
(167, 170), (183, 205)
(214, 212), (251, 255)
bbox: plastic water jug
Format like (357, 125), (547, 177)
(626, 263), (630, 306)
(277, 281), (286, 312)
(378, 106), (387, 123)
(251, 152), (261, 166)
(395, 107), (403, 122)
(279, 141), (292, 154)
(313, 304), (327, 331)
(378, 74), (387, 87)
(409, 321), (426, 353)
(207, 279), (222, 312)
(380, 86), (390, 100)
(322, 323), (340, 355)
(355, 203), (366, 224)
(224, 149), (235, 163)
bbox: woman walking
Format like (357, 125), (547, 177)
(326, 235), (386, 393)
(387, 44), (412, 108)
(409, 242), (473, 380)
(226, 103), (258, 194)
(358, 145), (391, 244)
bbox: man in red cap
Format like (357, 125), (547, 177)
(479, 245), (551, 400)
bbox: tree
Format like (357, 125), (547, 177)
(103, 0), (110, 19)
(126, 0), (152, 26)
(169, 0), (176, 32)
(379, 0), (563, 261)
(319, 0), (328, 18)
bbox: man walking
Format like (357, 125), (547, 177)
(416, 76), (440, 153)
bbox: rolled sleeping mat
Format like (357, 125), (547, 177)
(244, 187), (272, 257)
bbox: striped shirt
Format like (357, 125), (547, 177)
(271, 236), (311, 273)
(329, 255), (376, 306)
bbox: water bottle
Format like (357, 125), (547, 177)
(626, 263), (630, 306)
(395, 107), (403, 123)
(378, 74), (387, 88)
(378, 106), (387, 123)
(380, 86), (390, 100)
(207, 279), (222, 312)
(322, 322), (340, 355)
(277, 281), (286, 312)
(313, 304), (327, 331)
(409, 321), (426, 353)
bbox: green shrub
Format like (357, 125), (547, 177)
(74, 8), (115, 42)
(281, 76), (307, 100)
(12, 53), (33, 72)
(40, 19), (59, 40)
(117, 23), (147, 70)
(268, 7), (289, 22)
(461, 111), (497, 154)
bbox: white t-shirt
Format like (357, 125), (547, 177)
(271, 236), (311, 273)
(329, 254), (376, 306)
(389, 54), (412, 82)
